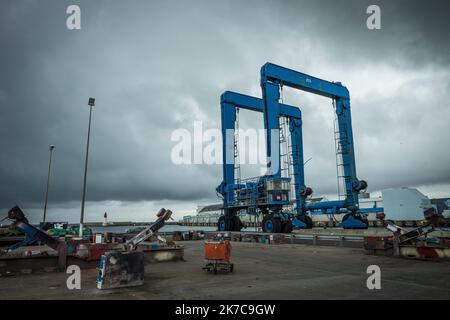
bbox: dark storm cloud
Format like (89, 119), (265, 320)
(278, 0), (450, 68)
(0, 0), (449, 213)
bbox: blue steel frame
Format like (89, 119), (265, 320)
(260, 63), (367, 215)
(216, 91), (306, 223)
(8, 221), (59, 250)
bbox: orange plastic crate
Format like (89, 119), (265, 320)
(204, 240), (231, 262)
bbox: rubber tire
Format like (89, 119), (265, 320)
(272, 219), (282, 233)
(230, 215), (243, 231)
(261, 216), (271, 233)
(282, 220), (293, 233)
(262, 216), (273, 233)
(230, 264), (234, 273)
(217, 215), (226, 231)
(262, 216), (282, 233)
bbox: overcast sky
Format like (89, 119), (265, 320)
(1, 0), (449, 223)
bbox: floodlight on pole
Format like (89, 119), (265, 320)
(43, 144), (55, 223)
(80, 97), (95, 237)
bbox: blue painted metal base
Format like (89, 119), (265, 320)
(339, 215), (368, 229)
(8, 221), (59, 251)
(292, 218), (307, 229)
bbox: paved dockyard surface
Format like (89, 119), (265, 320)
(0, 241), (449, 300)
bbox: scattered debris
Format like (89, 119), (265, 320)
(97, 251), (144, 289)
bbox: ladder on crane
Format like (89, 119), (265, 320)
(280, 116), (295, 199)
(279, 86), (295, 207)
(333, 99), (346, 201)
(234, 108), (241, 184)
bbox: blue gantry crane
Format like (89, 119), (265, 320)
(217, 63), (371, 232)
(216, 91), (306, 233)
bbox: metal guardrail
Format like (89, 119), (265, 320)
(205, 231), (365, 248)
(293, 234), (363, 242)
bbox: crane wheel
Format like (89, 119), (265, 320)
(262, 216), (281, 233)
(282, 220), (293, 233)
(230, 215), (243, 231)
(217, 216), (226, 231)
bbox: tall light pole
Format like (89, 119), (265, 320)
(80, 97), (95, 237)
(43, 144), (55, 223)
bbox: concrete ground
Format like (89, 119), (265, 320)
(0, 241), (449, 299)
